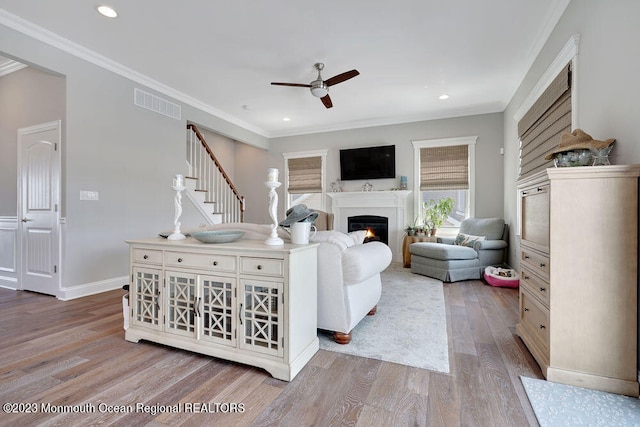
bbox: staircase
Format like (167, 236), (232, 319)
(185, 124), (245, 224)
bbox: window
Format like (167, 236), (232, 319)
(412, 137), (477, 230)
(282, 149), (327, 211)
(518, 62), (572, 178)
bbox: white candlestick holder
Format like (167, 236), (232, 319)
(168, 185), (186, 240)
(264, 181), (284, 246)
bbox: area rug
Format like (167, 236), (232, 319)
(318, 263), (450, 373)
(521, 376), (640, 426)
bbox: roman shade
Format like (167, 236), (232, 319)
(518, 63), (572, 178)
(287, 156), (322, 193)
(420, 145), (469, 190)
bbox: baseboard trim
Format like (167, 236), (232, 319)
(57, 276), (128, 301)
(547, 366), (639, 397)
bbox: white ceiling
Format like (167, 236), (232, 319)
(0, 1), (569, 138)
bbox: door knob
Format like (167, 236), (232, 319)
(21, 217), (33, 222)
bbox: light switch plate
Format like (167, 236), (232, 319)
(80, 191), (99, 201)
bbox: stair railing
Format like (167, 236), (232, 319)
(186, 124), (245, 223)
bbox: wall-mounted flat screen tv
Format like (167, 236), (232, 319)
(339, 145), (396, 181)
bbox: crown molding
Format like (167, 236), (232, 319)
(0, 8), (269, 138)
(0, 57), (27, 77)
(514, 34), (580, 121)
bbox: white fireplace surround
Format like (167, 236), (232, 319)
(327, 190), (411, 262)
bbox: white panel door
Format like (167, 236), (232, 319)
(18, 121), (61, 296)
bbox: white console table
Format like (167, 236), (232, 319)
(125, 237), (319, 381)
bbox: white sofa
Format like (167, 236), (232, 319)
(194, 223), (392, 344)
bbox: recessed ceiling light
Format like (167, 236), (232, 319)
(97, 5), (118, 18)
(282, 117), (291, 122)
(438, 94), (450, 100)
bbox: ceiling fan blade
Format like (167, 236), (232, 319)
(321, 94), (333, 109)
(271, 82), (311, 88)
(325, 69), (359, 87)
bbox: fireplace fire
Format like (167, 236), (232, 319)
(348, 215), (388, 245)
(364, 228), (381, 243)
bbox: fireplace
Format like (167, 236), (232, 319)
(348, 215), (388, 245)
(327, 190), (411, 262)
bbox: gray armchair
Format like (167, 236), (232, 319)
(410, 218), (508, 282)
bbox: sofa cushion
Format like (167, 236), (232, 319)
(410, 242), (478, 261)
(459, 218), (505, 240)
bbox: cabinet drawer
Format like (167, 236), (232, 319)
(165, 251), (236, 272)
(132, 248), (162, 265)
(520, 288), (549, 352)
(520, 268), (550, 306)
(521, 249), (550, 280)
(240, 257), (283, 277)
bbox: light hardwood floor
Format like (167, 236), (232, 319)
(0, 270), (543, 426)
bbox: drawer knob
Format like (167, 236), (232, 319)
(213, 261), (218, 266)
(257, 265), (263, 270)
(539, 324), (546, 329)
(177, 258), (183, 263)
(524, 307), (529, 312)
(540, 263), (546, 267)
(143, 255), (148, 260)
(540, 287), (546, 292)
(524, 255), (530, 259)
(523, 275), (530, 280)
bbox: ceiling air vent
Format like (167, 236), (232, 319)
(134, 88), (181, 120)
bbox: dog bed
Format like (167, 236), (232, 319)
(483, 266), (519, 288)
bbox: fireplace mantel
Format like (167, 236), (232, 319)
(327, 190), (411, 262)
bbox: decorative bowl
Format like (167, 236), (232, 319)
(191, 230), (245, 244)
(553, 149), (593, 167)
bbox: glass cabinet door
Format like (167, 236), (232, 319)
(199, 275), (236, 346)
(132, 267), (162, 331)
(165, 271), (197, 337)
(239, 279), (284, 357)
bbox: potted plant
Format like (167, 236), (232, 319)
(404, 216), (421, 236)
(423, 197), (455, 235)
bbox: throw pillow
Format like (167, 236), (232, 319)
(347, 230), (367, 245)
(454, 233), (485, 247)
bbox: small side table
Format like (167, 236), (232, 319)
(403, 235), (437, 268)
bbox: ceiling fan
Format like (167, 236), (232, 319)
(271, 63), (359, 109)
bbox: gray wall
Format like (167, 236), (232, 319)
(0, 66), (66, 216)
(269, 113), (505, 227)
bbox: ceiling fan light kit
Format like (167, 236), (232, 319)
(310, 82), (328, 98)
(271, 62), (359, 109)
